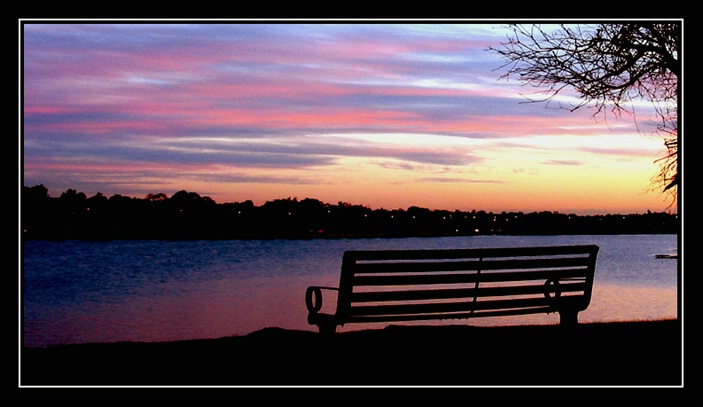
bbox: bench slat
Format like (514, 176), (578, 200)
(349, 281), (588, 303)
(347, 296), (581, 317)
(345, 306), (557, 323)
(351, 268), (590, 286)
(344, 245), (599, 262)
(350, 257), (592, 274)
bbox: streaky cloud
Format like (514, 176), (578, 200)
(189, 172), (327, 185)
(577, 146), (661, 158)
(415, 177), (504, 184)
(540, 160), (585, 166)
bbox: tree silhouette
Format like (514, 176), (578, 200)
(21, 185), (678, 240)
(490, 23), (680, 204)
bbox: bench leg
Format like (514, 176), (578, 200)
(559, 310), (578, 327)
(317, 323), (337, 335)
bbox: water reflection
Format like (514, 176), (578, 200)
(23, 276), (678, 347)
(22, 235), (678, 347)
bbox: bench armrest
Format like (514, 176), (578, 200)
(305, 285), (339, 314)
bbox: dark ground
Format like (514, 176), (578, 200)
(21, 320), (684, 386)
(17, 319), (695, 406)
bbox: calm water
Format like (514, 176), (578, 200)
(22, 235), (679, 347)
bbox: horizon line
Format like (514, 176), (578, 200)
(22, 184), (679, 217)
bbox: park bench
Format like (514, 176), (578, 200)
(305, 245), (599, 334)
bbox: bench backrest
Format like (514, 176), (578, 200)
(335, 245), (599, 324)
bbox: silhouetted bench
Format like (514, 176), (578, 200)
(305, 245), (599, 334)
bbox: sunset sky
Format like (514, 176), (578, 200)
(21, 21), (677, 215)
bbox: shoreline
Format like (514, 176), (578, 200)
(23, 230), (679, 242)
(21, 319), (683, 387)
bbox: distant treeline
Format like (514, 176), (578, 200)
(22, 184), (679, 240)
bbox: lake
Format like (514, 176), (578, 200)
(22, 235), (679, 347)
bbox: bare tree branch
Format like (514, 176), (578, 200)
(489, 23), (679, 201)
